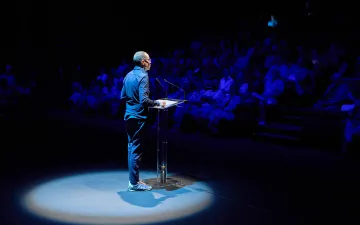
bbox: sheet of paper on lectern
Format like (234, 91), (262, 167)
(160, 99), (179, 107)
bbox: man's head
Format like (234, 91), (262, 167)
(133, 51), (151, 71)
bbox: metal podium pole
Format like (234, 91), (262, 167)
(150, 99), (185, 189)
(156, 108), (168, 186)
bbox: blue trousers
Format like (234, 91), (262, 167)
(125, 119), (146, 185)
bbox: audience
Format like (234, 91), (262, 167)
(62, 33), (359, 135)
(0, 64), (35, 115)
(2, 28), (359, 153)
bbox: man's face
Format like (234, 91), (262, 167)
(142, 54), (151, 71)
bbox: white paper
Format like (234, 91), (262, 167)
(152, 99), (182, 109)
(161, 100), (179, 107)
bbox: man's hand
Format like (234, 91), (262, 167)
(156, 100), (166, 108)
(160, 101), (166, 108)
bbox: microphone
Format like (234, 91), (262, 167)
(156, 78), (167, 98)
(163, 79), (185, 100)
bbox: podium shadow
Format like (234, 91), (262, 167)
(117, 174), (203, 208)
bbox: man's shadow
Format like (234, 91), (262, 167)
(117, 188), (190, 208)
(117, 174), (204, 208)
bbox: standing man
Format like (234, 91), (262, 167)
(121, 51), (165, 191)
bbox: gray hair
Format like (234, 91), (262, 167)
(133, 51), (149, 65)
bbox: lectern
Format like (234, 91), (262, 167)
(150, 98), (186, 188)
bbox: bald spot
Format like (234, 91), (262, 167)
(133, 51), (149, 63)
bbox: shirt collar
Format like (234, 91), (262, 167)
(134, 66), (147, 74)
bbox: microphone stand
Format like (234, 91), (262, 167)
(156, 78), (167, 98)
(163, 79), (186, 100)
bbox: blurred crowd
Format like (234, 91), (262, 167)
(67, 33), (360, 137)
(0, 64), (37, 116)
(1, 30), (359, 149)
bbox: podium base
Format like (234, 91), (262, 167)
(144, 177), (185, 190)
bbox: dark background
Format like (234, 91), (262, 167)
(4, 1), (359, 70)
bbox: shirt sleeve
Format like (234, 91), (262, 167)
(139, 76), (159, 106)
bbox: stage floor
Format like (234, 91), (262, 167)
(2, 109), (360, 225)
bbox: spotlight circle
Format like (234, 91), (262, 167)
(22, 171), (213, 224)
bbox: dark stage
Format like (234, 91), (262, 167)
(1, 110), (360, 225)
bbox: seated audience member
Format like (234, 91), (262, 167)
(174, 68), (231, 127)
(110, 77), (122, 97)
(283, 60), (315, 106)
(202, 55), (221, 90)
(69, 82), (85, 109)
(102, 77), (123, 116)
(207, 82), (251, 132)
(343, 92), (360, 153)
(194, 69), (234, 121)
(314, 62), (351, 111)
(87, 80), (105, 111)
(252, 68), (285, 124)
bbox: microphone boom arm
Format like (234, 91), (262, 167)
(163, 79), (186, 100)
(156, 78), (168, 98)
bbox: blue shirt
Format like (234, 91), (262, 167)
(121, 66), (158, 121)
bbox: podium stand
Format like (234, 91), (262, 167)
(149, 98), (186, 188)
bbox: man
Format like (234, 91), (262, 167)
(121, 51), (165, 191)
(252, 68), (285, 124)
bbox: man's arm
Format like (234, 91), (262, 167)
(139, 76), (159, 107)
